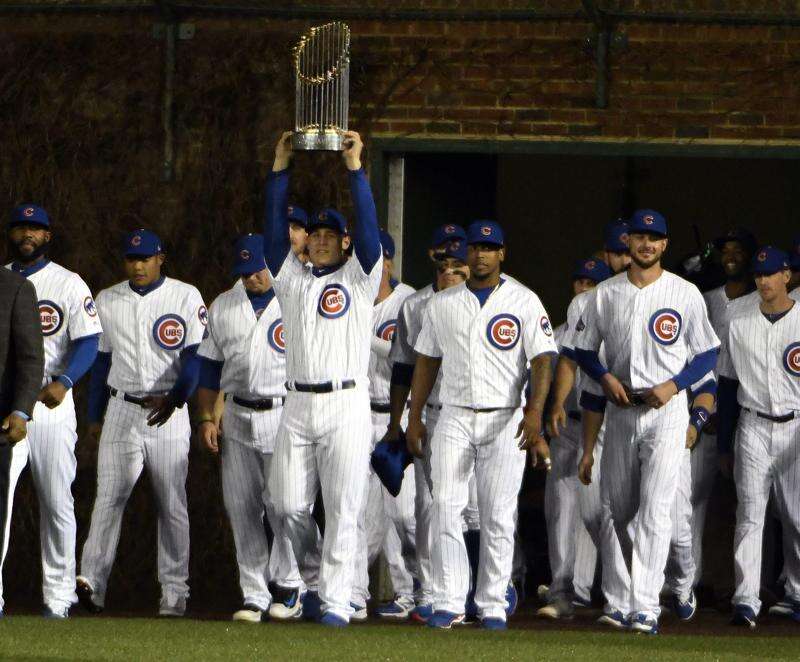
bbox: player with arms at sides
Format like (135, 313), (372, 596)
(407, 220), (557, 630)
(717, 246), (800, 628)
(79, 230), (206, 617)
(574, 210), (719, 634)
(263, 131), (382, 627)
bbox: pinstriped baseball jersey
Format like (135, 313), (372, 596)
(718, 299), (800, 414)
(6, 261), (103, 384)
(415, 278), (558, 408)
(197, 280), (287, 398)
(575, 271), (719, 389)
(270, 252), (382, 384)
(561, 289), (608, 398)
(369, 283), (415, 403)
(96, 277), (206, 394)
(553, 322), (579, 414)
(704, 287), (760, 370)
(791, 287), (800, 303)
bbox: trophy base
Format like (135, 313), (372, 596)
(292, 130), (344, 152)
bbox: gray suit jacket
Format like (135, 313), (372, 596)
(0, 268), (44, 418)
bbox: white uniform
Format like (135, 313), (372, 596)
(269, 247), (382, 621)
(416, 277), (557, 620)
(79, 277), (206, 609)
(1, 261), (102, 613)
(719, 298), (800, 615)
(198, 280), (310, 611)
(353, 283), (416, 607)
(544, 319), (598, 604)
(574, 270), (719, 620)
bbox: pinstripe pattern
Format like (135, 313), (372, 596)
(5, 261), (103, 611)
(575, 270), (719, 620)
(665, 448), (695, 601)
(719, 297), (800, 614)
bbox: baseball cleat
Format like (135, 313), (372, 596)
(536, 598), (575, 620)
(302, 591), (322, 621)
(376, 595), (414, 620)
(480, 617), (507, 630)
(75, 577), (103, 614)
(505, 582), (518, 616)
(42, 605), (69, 620)
(233, 604), (268, 623)
(320, 612), (348, 628)
(572, 595), (593, 609)
(768, 600), (794, 617)
(731, 604), (757, 629)
(269, 586), (303, 620)
(537, 584), (550, 602)
(629, 613), (659, 634)
(350, 602), (368, 622)
(427, 610), (466, 629)
(410, 604), (433, 624)
(597, 610), (629, 629)
(672, 590), (697, 621)
(159, 595), (186, 618)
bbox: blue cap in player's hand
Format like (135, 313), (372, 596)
(370, 434), (413, 498)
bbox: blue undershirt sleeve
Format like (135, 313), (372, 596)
(264, 169), (292, 274)
(198, 357), (224, 392)
(58, 334), (100, 389)
(574, 348), (609, 383)
(87, 351), (112, 424)
(672, 347), (719, 393)
(169, 344), (201, 406)
(349, 168), (381, 272)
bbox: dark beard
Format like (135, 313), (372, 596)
(8, 239), (50, 264)
(631, 252), (660, 270)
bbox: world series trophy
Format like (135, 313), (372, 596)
(292, 22), (351, 151)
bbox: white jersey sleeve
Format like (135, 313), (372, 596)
(522, 291), (558, 361)
(197, 302), (224, 363)
(414, 302), (443, 359)
(96, 289), (113, 353)
(66, 273), (104, 341)
(182, 286), (208, 347)
(684, 287), (721, 357)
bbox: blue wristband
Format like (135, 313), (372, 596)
(690, 406), (711, 435)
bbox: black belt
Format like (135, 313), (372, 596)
(745, 408), (795, 424)
(371, 402), (391, 414)
(568, 410), (582, 422)
(460, 406), (504, 414)
(109, 388), (150, 408)
(232, 396), (285, 411)
(287, 379), (356, 394)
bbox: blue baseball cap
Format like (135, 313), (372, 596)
(370, 434), (413, 498)
(287, 205), (308, 228)
(466, 220), (504, 247)
(10, 204), (50, 229)
(573, 257), (611, 284)
(233, 233), (267, 276)
(380, 230), (396, 259)
(604, 220), (629, 253)
(309, 208), (347, 234)
(430, 223), (466, 248)
(629, 209), (668, 237)
(789, 235), (800, 272)
(439, 239), (467, 263)
(123, 229), (162, 257)
(751, 245), (790, 275)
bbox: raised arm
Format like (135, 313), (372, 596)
(342, 131), (381, 273)
(264, 131), (294, 274)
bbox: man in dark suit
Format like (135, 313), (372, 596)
(0, 266), (44, 616)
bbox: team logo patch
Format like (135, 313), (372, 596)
(39, 300), (64, 336)
(318, 211), (328, 221)
(648, 308), (682, 346)
(486, 314), (521, 350)
(268, 318), (286, 354)
(584, 260), (595, 270)
(620, 232), (629, 243)
(152, 314), (186, 350)
(84, 296), (97, 317)
(131, 234), (142, 247)
(576, 317), (586, 332)
(540, 315), (553, 337)
(782, 342), (800, 376)
(317, 284), (351, 319)
(481, 225), (492, 236)
(444, 224), (456, 234)
(377, 319), (397, 342)
(643, 214), (654, 225)
(198, 305), (208, 326)
(23, 207), (34, 217)
(240, 249), (250, 261)
(757, 250), (767, 262)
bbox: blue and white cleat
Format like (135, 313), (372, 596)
(410, 604), (433, 624)
(350, 602), (368, 622)
(320, 612), (348, 628)
(673, 590), (697, 621)
(480, 617), (507, 631)
(505, 582), (518, 616)
(302, 591), (322, 622)
(376, 595), (414, 620)
(43, 605), (69, 620)
(427, 610), (465, 629)
(731, 604), (757, 629)
(629, 613), (659, 634)
(269, 586), (303, 620)
(597, 609), (629, 629)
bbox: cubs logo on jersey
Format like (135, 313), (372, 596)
(783, 342), (800, 376)
(84, 296), (98, 317)
(198, 306), (208, 326)
(153, 314), (186, 350)
(487, 314), (521, 350)
(649, 308), (682, 346)
(39, 300), (64, 336)
(318, 284), (351, 319)
(377, 319), (397, 342)
(540, 315), (553, 337)
(268, 318), (286, 354)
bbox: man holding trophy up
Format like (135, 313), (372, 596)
(264, 128), (382, 627)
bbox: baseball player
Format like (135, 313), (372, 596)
(263, 131), (381, 627)
(603, 220), (632, 276)
(78, 229), (206, 617)
(287, 205), (309, 259)
(384, 229), (469, 623)
(537, 257), (610, 620)
(4, 205), (102, 619)
(352, 230), (416, 620)
(196, 234), (313, 622)
(408, 220), (557, 630)
(574, 209), (719, 634)
(717, 246), (800, 628)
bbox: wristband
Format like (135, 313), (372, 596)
(197, 415), (215, 426)
(689, 406), (711, 435)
